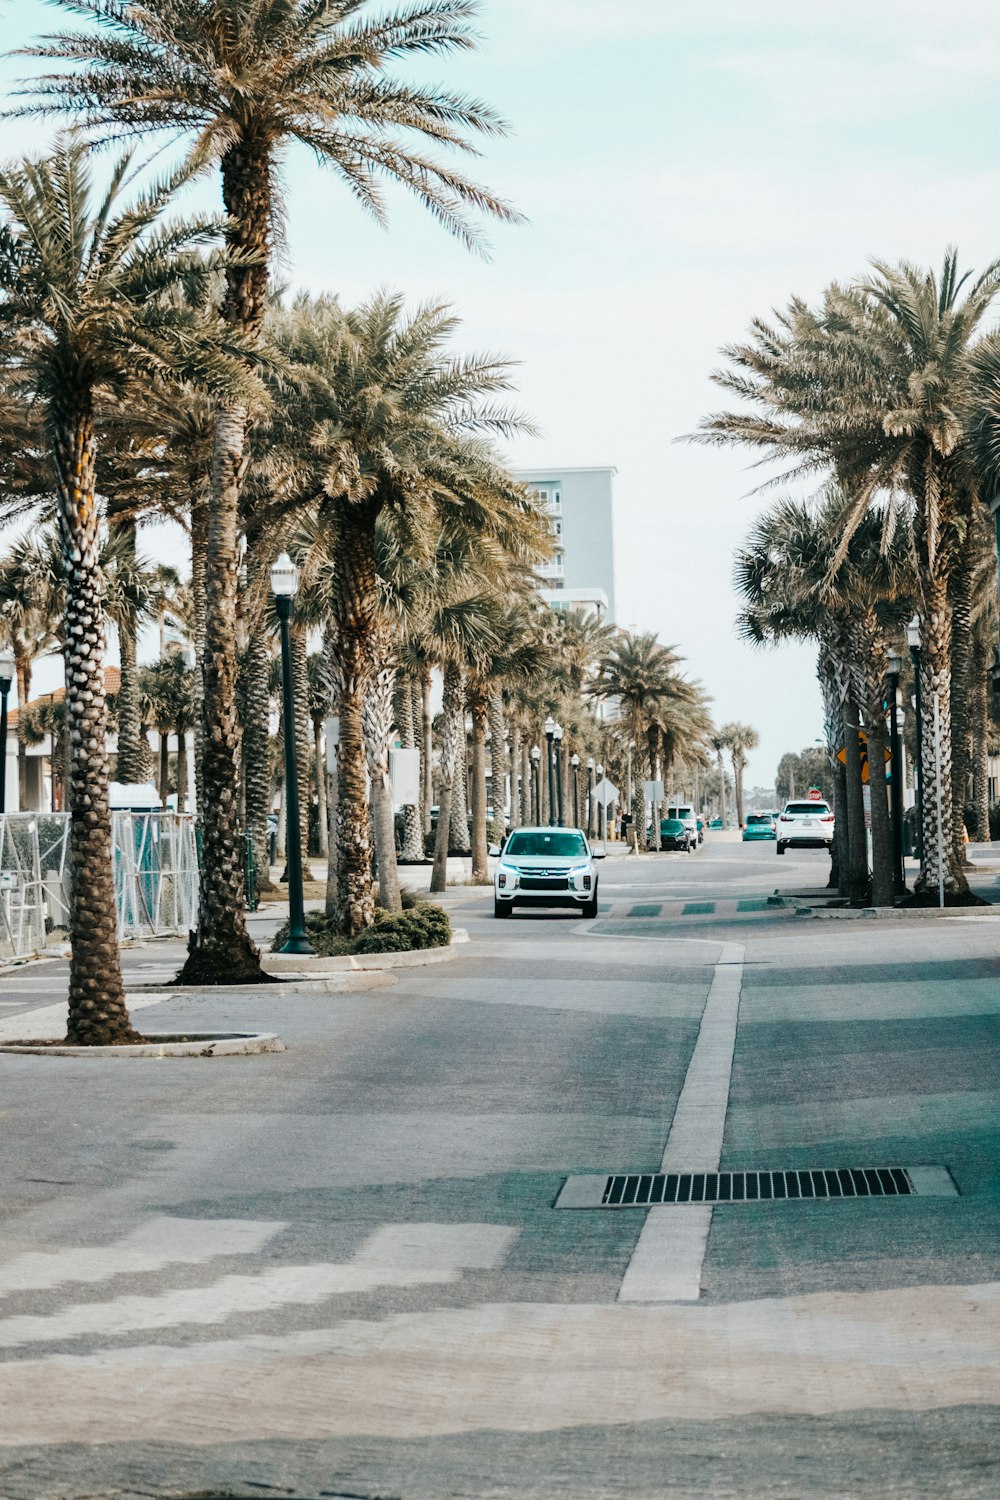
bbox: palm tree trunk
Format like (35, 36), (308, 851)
(315, 719), (329, 858)
(176, 722), (188, 814)
(158, 732), (169, 806)
(509, 717), (521, 830)
(488, 692), (508, 847)
(646, 725), (660, 850)
(291, 625), (314, 878)
(364, 644), (402, 914)
(111, 515), (145, 784)
(16, 654), (29, 810)
(450, 717), (471, 853)
(949, 555), (974, 864)
(915, 582), (971, 899)
(190, 490), (208, 823)
(53, 404), (136, 1044)
(865, 711), (894, 907)
(396, 673), (424, 862)
(421, 668), (433, 836)
(469, 689), (489, 882)
(326, 508), (381, 935)
(242, 623), (275, 895)
(972, 637), (991, 842)
(178, 402), (262, 983)
(431, 664), (463, 894)
(843, 695), (869, 906)
(521, 739), (532, 825)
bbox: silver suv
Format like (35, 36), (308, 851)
(492, 826), (604, 918)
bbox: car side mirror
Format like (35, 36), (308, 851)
(591, 849), (606, 859)
(488, 844), (501, 857)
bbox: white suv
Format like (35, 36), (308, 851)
(492, 826), (604, 918)
(776, 799), (835, 854)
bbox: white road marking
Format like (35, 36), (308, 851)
(0, 1218), (284, 1298)
(0, 1222), (519, 1350)
(619, 941), (745, 1304)
(354, 1223), (518, 1271)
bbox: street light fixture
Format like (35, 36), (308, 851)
(886, 648), (906, 896)
(906, 615), (923, 864)
(0, 649), (14, 815)
(270, 553), (314, 954)
(530, 744), (541, 824)
(553, 721), (564, 825)
(544, 717), (556, 826)
(571, 752), (580, 829)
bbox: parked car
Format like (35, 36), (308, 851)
(742, 812), (777, 842)
(666, 805), (699, 850)
(491, 826), (604, 918)
(776, 799), (835, 854)
(658, 816), (694, 852)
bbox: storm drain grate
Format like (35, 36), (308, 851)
(554, 1165), (970, 1211)
(603, 1167), (912, 1204)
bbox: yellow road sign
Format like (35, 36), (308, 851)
(835, 729), (891, 783)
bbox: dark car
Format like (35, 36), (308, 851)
(658, 816), (693, 852)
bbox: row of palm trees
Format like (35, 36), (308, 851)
(703, 251), (1000, 905)
(0, 2), (734, 1044)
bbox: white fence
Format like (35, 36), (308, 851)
(0, 812), (198, 961)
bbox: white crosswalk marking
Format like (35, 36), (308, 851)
(0, 1221), (519, 1351)
(0, 1218), (284, 1298)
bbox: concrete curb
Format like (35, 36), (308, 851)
(0, 1031), (285, 1058)
(125, 970), (398, 996)
(772, 896), (997, 921)
(265, 933), (465, 974)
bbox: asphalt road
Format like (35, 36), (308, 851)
(0, 836), (998, 1499)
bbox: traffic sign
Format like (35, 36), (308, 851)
(592, 778), (619, 807)
(835, 730), (891, 785)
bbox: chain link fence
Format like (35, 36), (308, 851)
(0, 812), (199, 961)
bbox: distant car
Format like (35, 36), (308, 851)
(776, 799), (835, 854)
(491, 826), (604, 918)
(709, 817), (723, 830)
(658, 816), (694, 852)
(743, 812), (777, 842)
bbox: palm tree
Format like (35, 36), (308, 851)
(0, 138), (252, 1040)
(0, 544), (58, 807)
(718, 723), (758, 830)
(20, 0), (520, 977)
(269, 293), (544, 934)
(700, 252), (1000, 898)
(591, 632), (691, 850)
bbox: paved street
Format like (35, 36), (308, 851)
(1, 837), (999, 1498)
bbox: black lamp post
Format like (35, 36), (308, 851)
(587, 756), (595, 838)
(553, 721), (564, 825)
(907, 614), (923, 864)
(530, 745), (541, 824)
(886, 649), (906, 897)
(595, 761), (605, 844)
(271, 553), (315, 954)
(571, 752), (580, 828)
(544, 715), (556, 826)
(0, 650), (13, 814)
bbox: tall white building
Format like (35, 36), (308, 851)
(517, 466), (617, 623)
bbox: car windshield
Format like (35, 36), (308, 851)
(661, 819), (685, 833)
(786, 802), (829, 815)
(667, 808), (692, 819)
(505, 830), (588, 858)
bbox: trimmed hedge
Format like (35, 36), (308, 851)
(271, 901), (451, 956)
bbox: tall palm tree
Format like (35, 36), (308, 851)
(591, 632), (690, 851)
(0, 139), (250, 1039)
(269, 293), (544, 933)
(718, 723), (759, 830)
(700, 252), (1000, 898)
(19, 0), (520, 978)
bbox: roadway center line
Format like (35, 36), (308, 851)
(618, 940), (745, 1305)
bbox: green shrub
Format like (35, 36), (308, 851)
(271, 901), (451, 955)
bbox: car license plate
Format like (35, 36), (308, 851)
(802, 818), (814, 826)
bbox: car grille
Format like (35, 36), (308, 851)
(520, 876), (570, 891)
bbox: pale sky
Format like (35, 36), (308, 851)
(4, 0), (1000, 786)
